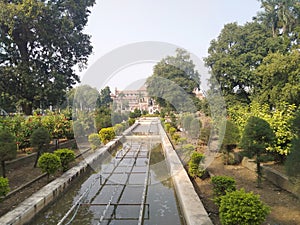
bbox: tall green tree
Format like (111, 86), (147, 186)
(69, 85), (100, 111)
(254, 50), (300, 107)
(97, 86), (113, 108)
(0, 0), (95, 114)
(240, 116), (275, 187)
(146, 48), (200, 112)
(257, 0), (300, 37)
(204, 21), (288, 105)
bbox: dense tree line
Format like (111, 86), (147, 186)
(205, 0), (300, 108)
(0, 0), (95, 114)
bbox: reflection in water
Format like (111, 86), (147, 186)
(27, 142), (184, 225)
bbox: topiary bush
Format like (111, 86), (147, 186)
(169, 127), (177, 136)
(88, 133), (101, 150)
(188, 151), (205, 178)
(219, 189), (270, 225)
(0, 130), (17, 177)
(211, 175), (236, 205)
(99, 127), (115, 144)
(54, 148), (75, 172)
(0, 177), (10, 196)
(37, 153), (61, 180)
(30, 127), (50, 168)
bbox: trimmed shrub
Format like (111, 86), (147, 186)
(211, 175), (236, 205)
(219, 189), (270, 225)
(128, 118), (135, 126)
(188, 151), (205, 178)
(171, 133), (180, 143)
(0, 130), (17, 177)
(164, 123), (171, 133)
(88, 133), (101, 150)
(0, 177), (10, 196)
(30, 127), (50, 168)
(99, 127), (115, 144)
(54, 149), (75, 172)
(178, 137), (188, 145)
(169, 127), (176, 136)
(38, 153), (61, 180)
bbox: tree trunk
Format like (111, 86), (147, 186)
(22, 102), (33, 116)
(1, 161), (6, 178)
(34, 151), (41, 168)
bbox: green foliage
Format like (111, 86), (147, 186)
(113, 123), (124, 136)
(0, 177), (10, 196)
(97, 86), (113, 108)
(54, 149), (75, 172)
(240, 116), (274, 187)
(37, 153), (61, 179)
(0, 130), (17, 177)
(99, 127), (115, 144)
(219, 189), (270, 225)
(30, 127), (50, 151)
(171, 133), (180, 143)
(95, 106), (112, 132)
(254, 51), (300, 107)
(222, 120), (240, 151)
(285, 111), (300, 179)
(128, 118), (135, 126)
(188, 151), (205, 178)
(285, 138), (300, 179)
(229, 101), (296, 156)
(177, 137), (188, 145)
(182, 144), (195, 152)
(0, 0), (95, 114)
(72, 120), (85, 138)
(129, 108), (142, 119)
(164, 123), (171, 133)
(169, 127), (177, 137)
(146, 49), (200, 113)
(30, 127), (51, 168)
(211, 176), (236, 206)
(199, 126), (211, 145)
(88, 133), (101, 150)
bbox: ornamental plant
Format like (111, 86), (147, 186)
(0, 177), (10, 196)
(219, 189), (270, 225)
(211, 175), (236, 206)
(54, 149), (75, 172)
(88, 133), (101, 150)
(0, 130), (17, 177)
(188, 151), (205, 178)
(37, 153), (61, 181)
(99, 127), (115, 144)
(30, 127), (50, 168)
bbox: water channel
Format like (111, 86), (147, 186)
(27, 122), (186, 225)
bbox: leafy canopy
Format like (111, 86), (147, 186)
(0, 0), (95, 114)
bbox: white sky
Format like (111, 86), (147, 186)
(79, 0), (262, 92)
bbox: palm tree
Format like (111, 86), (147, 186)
(257, 0), (279, 37)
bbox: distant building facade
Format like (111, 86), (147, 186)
(112, 85), (159, 114)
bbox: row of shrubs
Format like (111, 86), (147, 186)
(211, 175), (270, 225)
(0, 112), (73, 150)
(87, 120), (135, 150)
(0, 148), (76, 198)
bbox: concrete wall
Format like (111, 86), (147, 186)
(158, 122), (213, 225)
(242, 157), (300, 198)
(0, 137), (122, 225)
